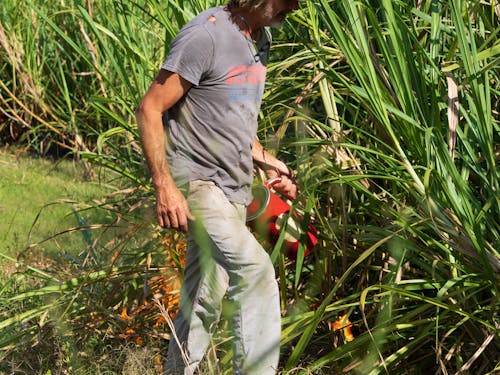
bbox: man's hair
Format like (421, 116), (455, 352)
(226, 0), (268, 10)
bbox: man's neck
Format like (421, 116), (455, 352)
(228, 6), (262, 39)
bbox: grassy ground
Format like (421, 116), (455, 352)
(0, 147), (167, 374)
(0, 147), (116, 264)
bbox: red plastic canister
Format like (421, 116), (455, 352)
(246, 178), (318, 258)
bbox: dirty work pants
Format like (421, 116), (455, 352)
(164, 180), (281, 375)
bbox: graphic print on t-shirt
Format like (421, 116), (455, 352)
(225, 65), (267, 101)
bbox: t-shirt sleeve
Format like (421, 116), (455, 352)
(162, 25), (214, 86)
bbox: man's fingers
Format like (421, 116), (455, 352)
(176, 210), (189, 233)
(168, 211), (179, 229)
(272, 175), (297, 200)
(266, 169), (280, 179)
(157, 206), (194, 233)
(157, 210), (169, 229)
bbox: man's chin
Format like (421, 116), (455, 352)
(269, 17), (286, 28)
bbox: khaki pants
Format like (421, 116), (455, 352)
(164, 180), (280, 375)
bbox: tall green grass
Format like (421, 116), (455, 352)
(268, 0), (499, 373)
(1, 0), (498, 373)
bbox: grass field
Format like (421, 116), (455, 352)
(0, 148), (170, 374)
(0, 148), (116, 262)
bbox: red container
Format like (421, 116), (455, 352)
(247, 178), (318, 258)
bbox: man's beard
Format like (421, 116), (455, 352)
(268, 12), (288, 28)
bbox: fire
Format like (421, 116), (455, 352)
(117, 232), (186, 343)
(329, 312), (355, 342)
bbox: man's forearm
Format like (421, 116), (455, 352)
(136, 109), (176, 190)
(252, 138), (297, 199)
(252, 138), (289, 175)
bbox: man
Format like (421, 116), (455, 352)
(136, 0), (299, 373)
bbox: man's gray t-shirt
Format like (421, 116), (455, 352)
(162, 6), (271, 204)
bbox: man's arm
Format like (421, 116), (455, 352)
(135, 69), (195, 232)
(252, 138), (297, 200)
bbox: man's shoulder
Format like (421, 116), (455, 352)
(183, 6), (227, 29)
(175, 6), (232, 41)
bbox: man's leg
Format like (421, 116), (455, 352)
(226, 205), (281, 375)
(185, 181), (281, 375)
(164, 190), (229, 374)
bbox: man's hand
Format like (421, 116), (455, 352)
(251, 138), (298, 200)
(155, 185), (195, 232)
(265, 166), (297, 200)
